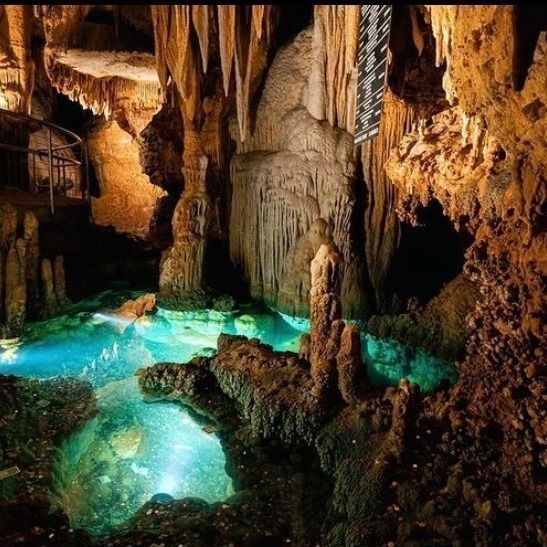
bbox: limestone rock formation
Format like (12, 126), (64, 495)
(0, 207), (67, 337)
(87, 119), (167, 240)
(386, 5), (546, 501)
(229, 28), (368, 318)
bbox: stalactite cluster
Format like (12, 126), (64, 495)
(151, 5), (275, 138)
(307, 5), (360, 132)
(361, 91), (418, 308)
(47, 56), (161, 121)
(155, 6), (278, 302)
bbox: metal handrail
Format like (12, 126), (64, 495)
(0, 107), (90, 216)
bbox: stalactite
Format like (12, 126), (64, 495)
(151, 5), (275, 138)
(217, 5), (236, 97)
(192, 5), (210, 74)
(306, 5), (360, 132)
(46, 54), (161, 119)
(361, 91), (418, 309)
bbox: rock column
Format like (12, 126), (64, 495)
(307, 244), (342, 397)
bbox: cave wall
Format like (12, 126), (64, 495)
(87, 119), (166, 240)
(386, 6), (546, 498)
(0, 5), (34, 112)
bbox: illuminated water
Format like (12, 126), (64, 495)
(0, 290), (302, 535)
(0, 289), (455, 534)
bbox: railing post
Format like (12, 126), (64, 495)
(47, 127), (55, 216)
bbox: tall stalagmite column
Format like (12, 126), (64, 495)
(308, 244), (342, 396)
(152, 6), (276, 302)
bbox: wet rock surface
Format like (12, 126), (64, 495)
(0, 374), (96, 546)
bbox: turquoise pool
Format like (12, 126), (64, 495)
(0, 289), (455, 534)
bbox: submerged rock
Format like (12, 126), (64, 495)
(110, 426), (145, 459)
(150, 492), (174, 504)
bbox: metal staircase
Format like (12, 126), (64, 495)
(0, 107), (90, 216)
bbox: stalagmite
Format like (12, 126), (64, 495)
(5, 244), (26, 337)
(337, 323), (363, 404)
(159, 128), (212, 299)
(308, 244), (342, 397)
(385, 379), (419, 462)
(23, 211), (39, 311)
(53, 255), (68, 309)
(40, 258), (57, 318)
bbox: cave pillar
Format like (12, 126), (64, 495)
(308, 244), (342, 397)
(159, 91), (226, 304)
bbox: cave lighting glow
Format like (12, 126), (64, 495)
(0, 289), (455, 534)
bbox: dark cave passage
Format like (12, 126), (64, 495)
(385, 199), (473, 305)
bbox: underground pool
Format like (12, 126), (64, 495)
(0, 289), (456, 535)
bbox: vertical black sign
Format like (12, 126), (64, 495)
(354, 5), (392, 145)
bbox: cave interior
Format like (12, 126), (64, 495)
(0, 5), (545, 546)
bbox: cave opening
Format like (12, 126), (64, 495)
(385, 199), (473, 306)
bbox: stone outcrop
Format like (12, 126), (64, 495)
(212, 334), (327, 445)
